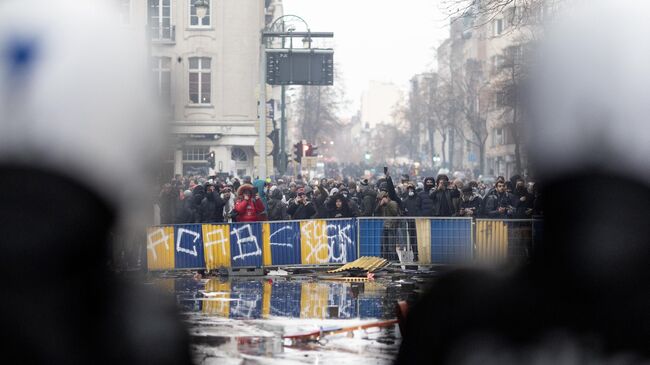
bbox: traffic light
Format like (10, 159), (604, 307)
(293, 142), (303, 163)
(207, 151), (215, 168)
(305, 144), (318, 157)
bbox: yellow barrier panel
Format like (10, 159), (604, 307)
(262, 223), (272, 266)
(415, 219), (431, 264)
(475, 220), (509, 263)
(146, 226), (175, 270)
(300, 220), (330, 264)
(262, 280), (272, 318)
(202, 279), (231, 317)
(300, 282), (329, 319)
(202, 224), (231, 270)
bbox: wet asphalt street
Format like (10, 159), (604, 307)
(148, 269), (435, 364)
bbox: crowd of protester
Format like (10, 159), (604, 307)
(155, 169), (541, 225)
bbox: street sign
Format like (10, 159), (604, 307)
(302, 156), (318, 170)
(266, 49), (334, 85)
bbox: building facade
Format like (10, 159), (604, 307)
(123, 0), (281, 179)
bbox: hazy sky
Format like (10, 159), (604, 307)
(282, 0), (450, 116)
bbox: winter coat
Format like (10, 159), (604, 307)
(511, 189), (535, 219)
(234, 198), (265, 222)
(287, 201), (316, 220)
(327, 194), (355, 218)
(253, 179), (268, 209)
(158, 190), (177, 224)
(430, 188), (457, 217)
(419, 187), (435, 216)
(360, 188), (377, 217)
(401, 194), (422, 217)
(175, 197), (194, 224)
(313, 186), (330, 219)
(374, 197), (400, 228)
(267, 189), (288, 221)
(199, 192), (226, 223)
(458, 194), (482, 217)
(234, 184), (265, 222)
(190, 185), (206, 223)
(483, 191), (514, 218)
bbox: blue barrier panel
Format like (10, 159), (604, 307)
(229, 281), (263, 319)
(358, 298), (383, 319)
(358, 219), (383, 257)
(173, 224), (206, 269)
(229, 222), (263, 268)
(430, 219), (473, 264)
(270, 281), (302, 318)
(327, 219), (358, 263)
(268, 221), (302, 265)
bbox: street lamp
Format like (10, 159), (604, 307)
(194, 0), (209, 20)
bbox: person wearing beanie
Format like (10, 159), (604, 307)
(419, 177), (436, 216)
(457, 185), (482, 217)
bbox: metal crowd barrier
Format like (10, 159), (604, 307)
(146, 218), (357, 271)
(146, 217), (543, 271)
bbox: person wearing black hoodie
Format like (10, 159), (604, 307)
(199, 184), (227, 223)
(327, 194), (355, 218)
(419, 177), (435, 216)
(267, 188), (288, 221)
(359, 179), (377, 217)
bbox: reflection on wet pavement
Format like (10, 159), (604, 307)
(151, 275), (425, 364)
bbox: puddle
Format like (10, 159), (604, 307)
(151, 275), (425, 364)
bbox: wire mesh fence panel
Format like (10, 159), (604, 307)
(430, 218), (473, 264)
(359, 217), (446, 263)
(358, 219), (383, 257)
(475, 219), (539, 263)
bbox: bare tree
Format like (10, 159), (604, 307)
(441, 0), (552, 31)
(293, 84), (343, 144)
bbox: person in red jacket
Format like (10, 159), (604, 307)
(234, 184), (265, 222)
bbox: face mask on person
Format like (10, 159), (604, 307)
(408, 191), (415, 197)
(343, 193), (348, 198)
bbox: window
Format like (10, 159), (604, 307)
(152, 57), (171, 104)
(183, 146), (209, 161)
(492, 19), (503, 36)
(495, 128), (504, 145)
(231, 147), (248, 162)
(189, 0), (211, 27)
(189, 57), (211, 104)
(148, 0), (172, 41)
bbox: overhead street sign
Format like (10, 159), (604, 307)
(266, 49), (334, 86)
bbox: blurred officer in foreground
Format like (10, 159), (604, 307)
(0, 1), (191, 363)
(396, 1), (649, 363)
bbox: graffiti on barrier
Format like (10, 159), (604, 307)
(203, 225), (229, 261)
(301, 221), (354, 264)
(147, 227), (170, 262)
(176, 227), (200, 257)
(230, 224), (262, 261)
(269, 224), (296, 248)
